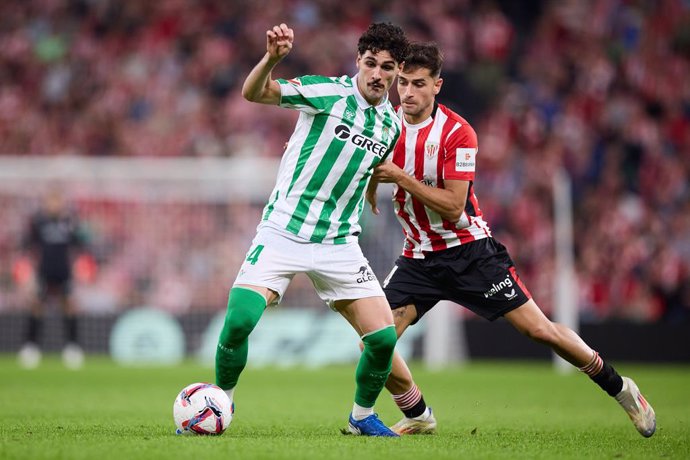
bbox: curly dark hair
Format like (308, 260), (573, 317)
(403, 42), (444, 77)
(357, 22), (409, 64)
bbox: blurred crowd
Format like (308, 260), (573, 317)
(0, 0), (689, 322)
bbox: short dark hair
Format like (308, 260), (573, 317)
(357, 23), (409, 64)
(403, 42), (444, 77)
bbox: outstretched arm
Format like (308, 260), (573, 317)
(241, 23), (294, 105)
(372, 161), (469, 223)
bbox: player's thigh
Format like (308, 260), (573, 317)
(391, 303), (417, 338)
(503, 298), (551, 335)
(234, 284), (280, 306)
(335, 296), (394, 337)
(35, 277), (69, 311)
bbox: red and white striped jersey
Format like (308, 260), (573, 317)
(391, 103), (491, 258)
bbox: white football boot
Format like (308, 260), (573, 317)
(18, 343), (42, 369)
(615, 376), (656, 437)
(62, 343), (85, 370)
(390, 407), (437, 435)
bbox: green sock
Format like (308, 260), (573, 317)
(215, 287), (266, 390)
(354, 325), (397, 407)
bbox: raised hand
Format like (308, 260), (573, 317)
(266, 23), (294, 61)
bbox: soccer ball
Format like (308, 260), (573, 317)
(173, 383), (233, 435)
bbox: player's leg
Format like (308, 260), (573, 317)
(445, 237), (655, 437)
(504, 299), (656, 437)
(57, 279), (84, 369)
(386, 304), (417, 394)
(216, 227), (295, 404)
(312, 242), (400, 436)
(385, 304), (437, 434)
(336, 296), (399, 437)
(377, 257), (439, 434)
(215, 285), (274, 401)
(504, 299), (594, 364)
(18, 277), (48, 369)
(355, 302), (435, 434)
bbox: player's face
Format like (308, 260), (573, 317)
(44, 191), (65, 215)
(397, 66), (443, 124)
(356, 50), (400, 106)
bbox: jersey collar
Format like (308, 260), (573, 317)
(402, 102), (438, 130)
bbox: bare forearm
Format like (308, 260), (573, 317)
(396, 174), (465, 222)
(241, 53), (282, 104)
(366, 177), (381, 215)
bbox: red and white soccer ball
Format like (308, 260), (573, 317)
(173, 383), (233, 435)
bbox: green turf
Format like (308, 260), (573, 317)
(0, 356), (688, 459)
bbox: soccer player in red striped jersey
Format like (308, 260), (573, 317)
(366, 42), (656, 437)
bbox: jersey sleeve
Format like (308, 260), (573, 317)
(443, 123), (478, 181)
(70, 214), (88, 248)
(277, 75), (349, 114)
(379, 108), (402, 162)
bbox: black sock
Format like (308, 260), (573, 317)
(64, 316), (78, 344)
(592, 361), (624, 396)
(403, 396), (428, 419)
(27, 315), (40, 344)
(580, 351), (624, 397)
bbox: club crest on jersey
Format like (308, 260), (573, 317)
(381, 126), (390, 144)
(425, 142), (439, 158)
(344, 108), (356, 123)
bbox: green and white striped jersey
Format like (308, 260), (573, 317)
(259, 74), (401, 244)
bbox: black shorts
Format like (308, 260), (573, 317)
(37, 273), (72, 301)
(383, 237), (531, 323)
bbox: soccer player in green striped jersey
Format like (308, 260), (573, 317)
(214, 22), (409, 437)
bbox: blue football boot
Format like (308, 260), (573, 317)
(347, 413), (399, 437)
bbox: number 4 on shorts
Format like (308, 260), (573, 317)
(245, 244), (265, 265)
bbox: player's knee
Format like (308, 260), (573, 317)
(220, 312), (254, 345)
(218, 288), (266, 346)
(362, 325), (397, 357)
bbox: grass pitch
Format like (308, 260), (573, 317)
(0, 356), (688, 460)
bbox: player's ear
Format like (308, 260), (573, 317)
(434, 77), (443, 95)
